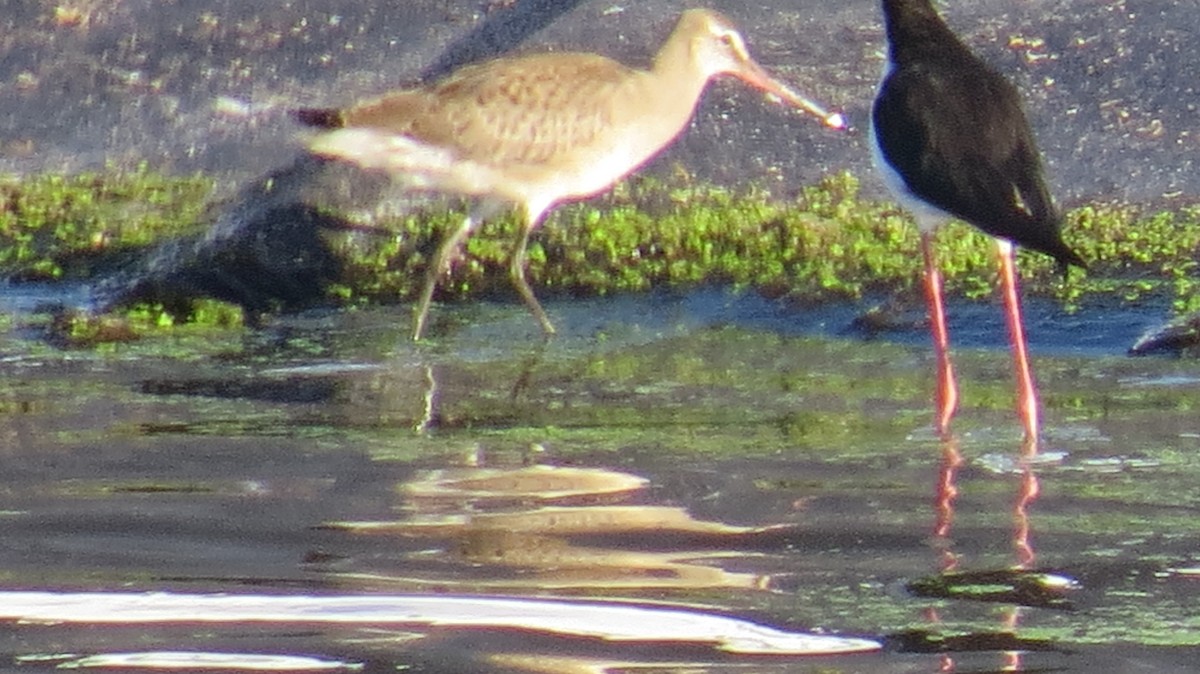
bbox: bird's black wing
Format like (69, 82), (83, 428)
(874, 61), (1082, 267)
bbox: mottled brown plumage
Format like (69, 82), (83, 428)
(295, 8), (844, 340)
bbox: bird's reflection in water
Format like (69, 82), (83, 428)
(323, 463), (794, 592)
(917, 433), (1067, 672)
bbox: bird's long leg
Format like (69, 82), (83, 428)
(412, 203), (491, 341)
(509, 219), (555, 336)
(996, 239), (1040, 448)
(932, 435), (964, 572)
(921, 230), (958, 437)
(1012, 459), (1040, 568)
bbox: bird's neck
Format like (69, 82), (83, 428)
(880, 0), (970, 65)
(642, 36), (711, 142)
(650, 27), (711, 106)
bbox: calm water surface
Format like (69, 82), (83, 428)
(0, 288), (1197, 673)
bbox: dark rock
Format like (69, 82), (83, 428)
(1129, 312), (1200, 357)
(91, 154), (412, 324)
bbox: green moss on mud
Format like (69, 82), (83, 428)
(311, 170), (1200, 323)
(48, 298), (244, 349)
(4, 165), (1200, 334)
(0, 163), (212, 281)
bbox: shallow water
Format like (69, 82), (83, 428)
(0, 288), (1197, 673)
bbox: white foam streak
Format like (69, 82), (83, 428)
(0, 591), (880, 656)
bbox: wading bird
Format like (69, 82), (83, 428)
(871, 0), (1085, 441)
(295, 8), (845, 340)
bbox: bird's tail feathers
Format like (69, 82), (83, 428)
(305, 128), (494, 194)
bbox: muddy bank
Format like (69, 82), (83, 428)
(1, 0), (1196, 205)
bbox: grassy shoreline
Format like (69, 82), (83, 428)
(2, 165), (1197, 337)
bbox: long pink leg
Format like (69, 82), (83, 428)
(932, 436), (963, 572)
(921, 231), (958, 437)
(995, 240), (1040, 446)
(1012, 458), (1040, 568)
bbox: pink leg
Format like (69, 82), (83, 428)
(932, 436), (963, 572)
(995, 240), (1040, 446)
(1012, 460), (1040, 568)
(921, 232), (958, 437)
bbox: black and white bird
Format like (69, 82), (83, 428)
(871, 0), (1085, 442)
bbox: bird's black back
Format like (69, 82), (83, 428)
(874, 0), (1085, 268)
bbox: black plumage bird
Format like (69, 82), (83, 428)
(871, 0), (1085, 442)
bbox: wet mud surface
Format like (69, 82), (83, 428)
(1, 0), (1198, 205)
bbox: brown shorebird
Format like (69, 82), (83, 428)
(294, 8), (845, 340)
